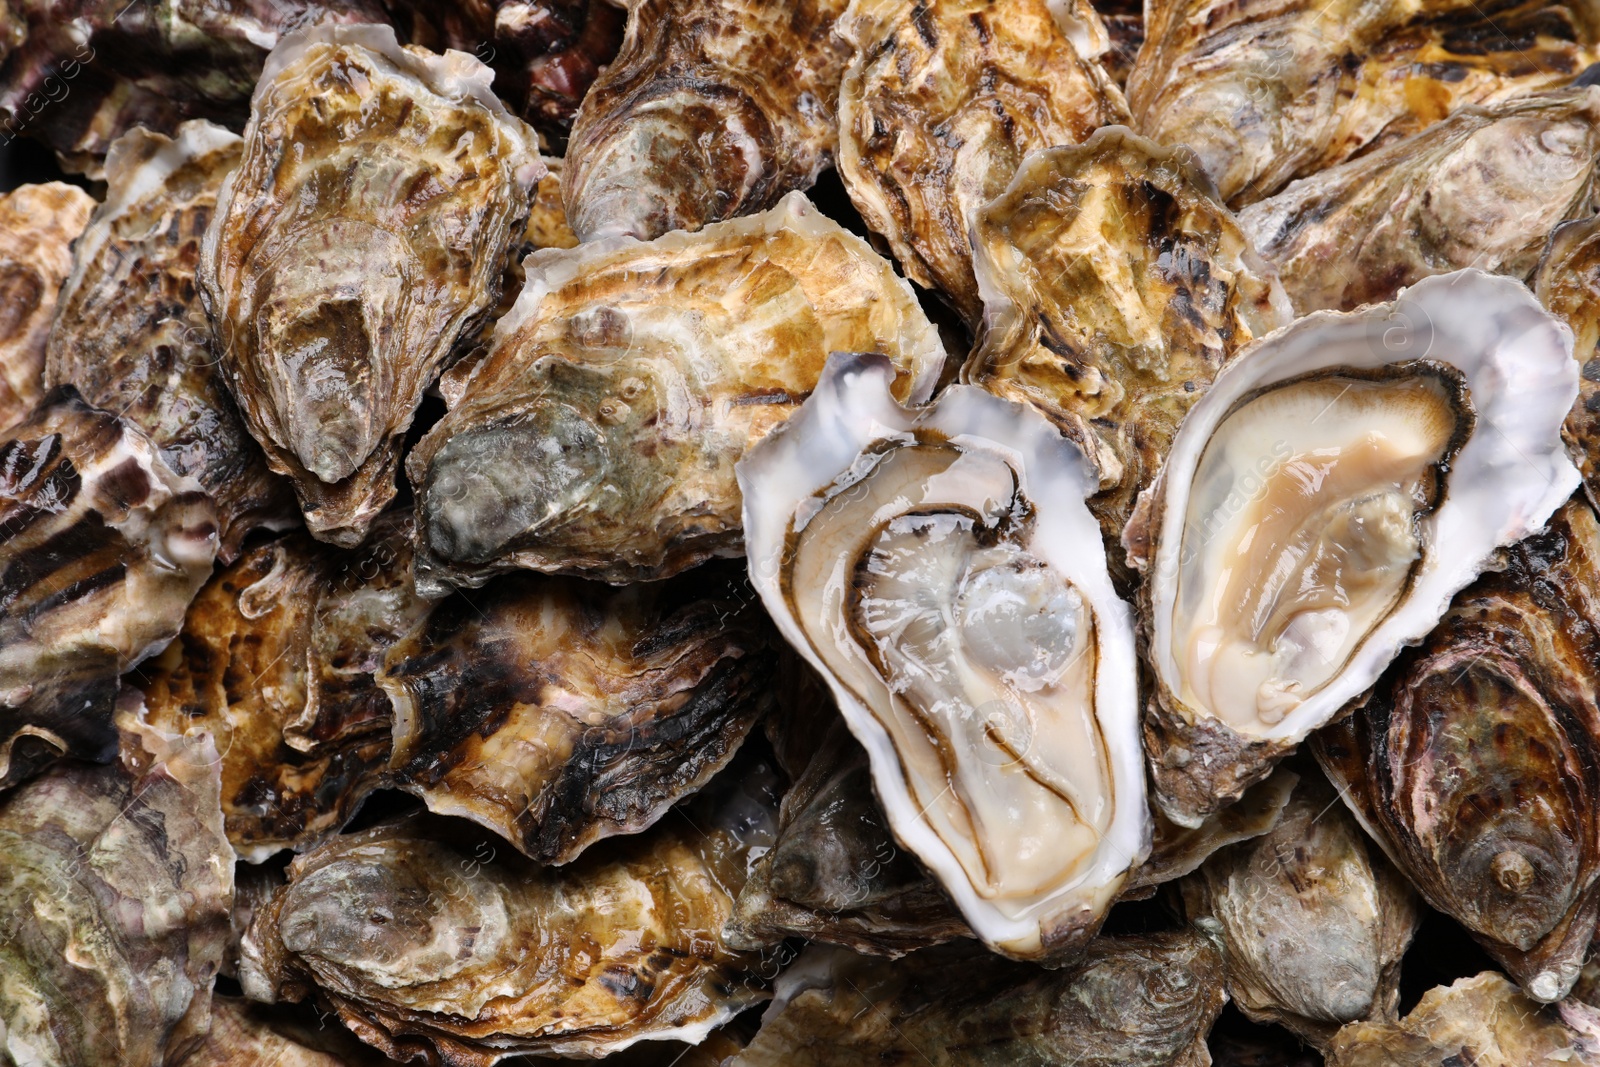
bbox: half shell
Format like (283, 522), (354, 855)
(0, 182), (93, 431)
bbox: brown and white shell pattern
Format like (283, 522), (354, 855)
(0, 182), (94, 432)
(1536, 212), (1600, 510)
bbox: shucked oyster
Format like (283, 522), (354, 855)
(1536, 213), (1600, 507)
(199, 23), (542, 547)
(46, 121), (295, 561)
(410, 192), (944, 592)
(0, 182), (94, 431)
(1127, 271), (1579, 826)
(741, 353), (1148, 963)
(1316, 498), (1600, 1003)
(563, 0), (850, 241)
(1238, 86), (1600, 314)
(836, 0), (1128, 323)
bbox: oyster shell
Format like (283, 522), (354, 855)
(1123, 762), (1298, 895)
(198, 22), (543, 547)
(1535, 213), (1600, 508)
(492, 0), (626, 133)
(1094, 0), (1144, 86)
(0, 390), (218, 792)
(1128, 0), (1600, 204)
(1315, 498), (1600, 1003)
(740, 352), (1148, 962)
(0, 182), (94, 431)
(1127, 271), (1580, 826)
(562, 0), (851, 241)
(1237, 86), (1600, 314)
(410, 191), (944, 592)
(45, 121), (295, 561)
(174, 997), (391, 1067)
(836, 0), (1128, 323)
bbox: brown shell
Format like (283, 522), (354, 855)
(1315, 497), (1600, 1003)
(1536, 213), (1600, 509)
(837, 0), (1129, 323)
(1122, 763), (1298, 897)
(174, 997), (392, 1067)
(492, 0), (627, 133)
(0, 182), (94, 431)
(1094, 0), (1144, 86)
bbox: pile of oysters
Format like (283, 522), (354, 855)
(8, 0), (1600, 1063)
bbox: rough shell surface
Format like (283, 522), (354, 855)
(1536, 212), (1600, 510)
(0, 182), (93, 431)
(1122, 763), (1298, 895)
(172, 997), (393, 1067)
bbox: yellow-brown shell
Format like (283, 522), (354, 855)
(0, 182), (93, 431)
(1536, 213), (1600, 509)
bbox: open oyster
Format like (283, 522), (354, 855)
(562, 0), (850, 241)
(410, 191), (944, 592)
(199, 23), (542, 547)
(0, 390), (218, 792)
(0, 182), (94, 431)
(1536, 213), (1600, 507)
(46, 121), (295, 561)
(1237, 86), (1600, 314)
(1315, 498), (1600, 1003)
(837, 0), (1127, 323)
(1127, 271), (1579, 825)
(1128, 0), (1600, 204)
(741, 353), (1147, 963)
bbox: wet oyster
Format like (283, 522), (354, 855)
(741, 353), (1148, 962)
(410, 192), (945, 591)
(0, 390), (218, 792)
(1094, 0), (1144, 86)
(837, 0), (1128, 322)
(1315, 498), (1600, 1003)
(1535, 213), (1600, 507)
(46, 121), (295, 561)
(135, 516), (425, 862)
(1128, 0), (1600, 204)
(175, 997), (391, 1066)
(199, 23), (542, 547)
(562, 0), (850, 241)
(1127, 271), (1580, 826)
(1124, 763), (1298, 895)
(1237, 86), (1600, 314)
(491, 0), (626, 133)
(731, 933), (1227, 1066)
(0, 182), (94, 431)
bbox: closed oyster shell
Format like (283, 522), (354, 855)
(1535, 213), (1600, 508)
(199, 22), (542, 547)
(0, 390), (218, 792)
(174, 997), (392, 1066)
(410, 191), (945, 592)
(1123, 763), (1299, 895)
(837, 0), (1128, 323)
(1237, 86), (1600, 314)
(0, 182), (94, 431)
(1315, 498), (1600, 1003)
(1128, 0), (1600, 205)
(46, 121), (295, 561)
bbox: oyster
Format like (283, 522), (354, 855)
(410, 191), (944, 591)
(1127, 271), (1580, 826)
(46, 121), (295, 561)
(1315, 498), (1600, 1003)
(135, 516), (425, 862)
(836, 0), (1128, 323)
(1237, 86), (1600, 314)
(491, 0), (627, 133)
(1128, 0), (1600, 204)
(0, 390), (218, 792)
(175, 997), (391, 1067)
(740, 352), (1148, 962)
(562, 0), (851, 241)
(1535, 213), (1600, 507)
(0, 182), (94, 431)
(1124, 762), (1298, 895)
(198, 23), (542, 547)
(1095, 0), (1144, 86)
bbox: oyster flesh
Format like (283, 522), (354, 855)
(1315, 497), (1600, 1003)
(1535, 212), (1600, 508)
(0, 182), (94, 431)
(46, 121), (295, 561)
(410, 191), (945, 592)
(199, 23), (542, 547)
(1127, 271), (1579, 826)
(837, 0), (1128, 323)
(741, 352), (1148, 962)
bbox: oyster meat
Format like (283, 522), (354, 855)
(1536, 213), (1600, 507)
(198, 23), (542, 547)
(1238, 86), (1600, 314)
(0, 182), (94, 431)
(837, 0), (1128, 322)
(46, 121), (295, 561)
(410, 191), (945, 591)
(1127, 271), (1579, 825)
(741, 353), (1148, 962)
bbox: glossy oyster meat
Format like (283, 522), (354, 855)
(965, 128), (1291, 563)
(1238, 86), (1600, 314)
(46, 121), (295, 560)
(1128, 0), (1600, 205)
(741, 353), (1148, 962)
(135, 516), (425, 862)
(1535, 213), (1600, 507)
(837, 0), (1128, 322)
(0, 390), (218, 792)
(562, 0), (850, 241)
(199, 23), (542, 547)
(1127, 271), (1579, 826)
(0, 182), (94, 431)
(410, 192), (944, 592)
(1315, 498), (1600, 1003)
